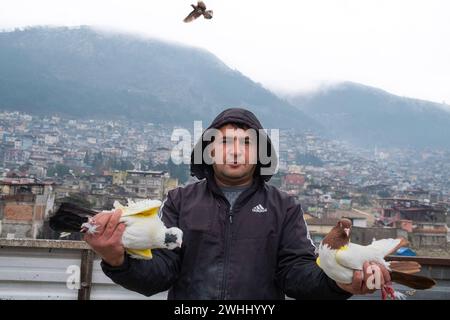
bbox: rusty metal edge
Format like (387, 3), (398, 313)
(78, 249), (95, 300)
(0, 238), (91, 250)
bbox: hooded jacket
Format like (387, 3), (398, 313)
(101, 108), (352, 300)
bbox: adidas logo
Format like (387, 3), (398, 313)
(252, 204), (268, 213)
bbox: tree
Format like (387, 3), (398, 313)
(92, 152), (104, 173)
(377, 190), (391, 198)
(357, 194), (372, 207)
(83, 150), (91, 165)
(149, 159), (190, 184)
(168, 158), (190, 184)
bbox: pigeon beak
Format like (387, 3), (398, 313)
(344, 228), (350, 237)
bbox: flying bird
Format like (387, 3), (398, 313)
(183, 1), (213, 23)
(49, 199), (183, 259)
(316, 218), (435, 299)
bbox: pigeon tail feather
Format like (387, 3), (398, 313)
(391, 271), (436, 290)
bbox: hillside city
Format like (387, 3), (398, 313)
(1, 110), (449, 256)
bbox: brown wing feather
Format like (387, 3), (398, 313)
(184, 10), (202, 23)
(389, 261), (421, 274)
(197, 1), (207, 10)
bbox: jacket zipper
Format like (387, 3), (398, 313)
(219, 205), (233, 300)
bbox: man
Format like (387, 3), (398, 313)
(85, 108), (389, 299)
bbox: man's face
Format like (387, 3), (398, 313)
(211, 124), (257, 184)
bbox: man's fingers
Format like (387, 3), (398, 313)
(103, 209), (122, 239)
(367, 262), (388, 288)
(378, 263), (391, 284)
(348, 262), (392, 295)
(91, 211), (113, 236)
(360, 262), (379, 294)
(352, 270), (363, 293)
(364, 287), (377, 294)
(375, 263), (386, 288)
(110, 223), (126, 245)
(93, 211), (113, 222)
(362, 262), (372, 287)
(83, 232), (91, 243)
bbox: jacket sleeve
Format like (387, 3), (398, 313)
(101, 189), (182, 297)
(276, 198), (352, 300)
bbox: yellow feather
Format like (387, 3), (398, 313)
(133, 206), (159, 218)
(316, 257), (321, 267)
(338, 245), (349, 252)
(126, 248), (153, 259)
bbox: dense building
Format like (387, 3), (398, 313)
(377, 198), (448, 248)
(123, 170), (167, 200)
(0, 111), (449, 252)
(0, 178), (55, 238)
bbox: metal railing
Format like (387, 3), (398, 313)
(0, 238), (165, 300)
(1, 238), (450, 300)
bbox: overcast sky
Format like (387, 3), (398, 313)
(1, 0), (449, 104)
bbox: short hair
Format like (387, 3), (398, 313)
(218, 122), (250, 131)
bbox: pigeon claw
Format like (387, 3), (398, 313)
(381, 284), (406, 300)
(80, 221), (99, 234)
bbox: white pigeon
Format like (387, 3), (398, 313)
(82, 198), (183, 260)
(316, 218), (435, 299)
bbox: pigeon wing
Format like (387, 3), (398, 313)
(115, 199), (161, 217)
(369, 238), (407, 257)
(120, 214), (164, 249)
(317, 244), (354, 284)
(335, 243), (388, 270)
(184, 10), (202, 23)
(197, 1), (207, 10)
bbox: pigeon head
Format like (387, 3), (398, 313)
(322, 218), (352, 249)
(337, 218), (352, 238)
(164, 227), (183, 250)
(203, 10), (213, 19)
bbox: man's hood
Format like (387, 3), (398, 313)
(190, 108), (278, 182)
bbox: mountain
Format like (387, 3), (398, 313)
(288, 82), (450, 148)
(0, 26), (317, 129)
(2, 27), (449, 148)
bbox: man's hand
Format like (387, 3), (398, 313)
(336, 261), (391, 295)
(84, 209), (126, 267)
